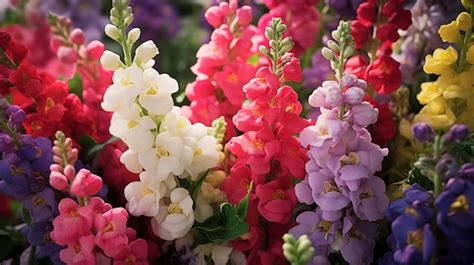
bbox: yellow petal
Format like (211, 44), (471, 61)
(456, 12), (472, 31)
(438, 21), (462, 43)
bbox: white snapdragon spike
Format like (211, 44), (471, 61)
(124, 172), (173, 217)
(151, 188), (194, 240)
(109, 104), (156, 152)
(102, 66), (145, 112)
(138, 132), (193, 176)
(120, 150), (143, 174)
(185, 135), (219, 180)
(138, 68), (179, 115)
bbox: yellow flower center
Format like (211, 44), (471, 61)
(340, 152), (359, 165)
(44, 98), (55, 114)
(156, 147), (170, 157)
(10, 165), (25, 176)
(141, 186), (154, 196)
(168, 202), (183, 214)
(120, 75), (134, 87)
(194, 147), (203, 156)
(32, 195), (46, 206)
(125, 254), (137, 265)
(449, 194), (469, 213)
(407, 229), (423, 250)
(127, 120), (139, 129)
(146, 85), (158, 95)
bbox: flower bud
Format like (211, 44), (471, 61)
(236, 6), (252, 26)
(134, 40), (159, 65)
(57, 46), (79, 64)
(70, 28), (85, 45)
(412, 122), (435, 143)
(50, 171), (69, 191)
(341, 74), (358, 87)
(350, 102), (378, 127)
(0, 133), (14, 152)
(100, 50), (122, 70)
(322, 47), (335, 60)
(442, 124), (469, 142)
(70, 169), (103, 197)
(6, 105), (25, 125)
(86, 41), (105, 60)
(127, 28), (141, 44)
(105, 24), (121, 41)
(344, 87), (365, 105)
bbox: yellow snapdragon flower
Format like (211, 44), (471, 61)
(417, 82), (442, 104)
(414, 97), (456, 129)
(467, 45), (474, 64)
(436, 67), (474, 99)
(438, 21), (462, 43)
(456, 12), (472, 31)
(423, 47), (458, 75)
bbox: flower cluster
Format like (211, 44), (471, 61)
(383, 169), (474, 264)
(222, 18), (309, 264)
(395, 0), (458, 83)
(414, 4), (474, 130)
(290, 21), (389, 264)
(48, 14), (113, 142)
(345, 0), (411, 146)
(0, 31), (99, 142)
(258, 0), (320, 56)
(0, 100), (62, 263)
(381, 123), (474, 264)
(183, 0), (258, 140)
(48, 132), (149, 265)
(100, 0), (220, 241)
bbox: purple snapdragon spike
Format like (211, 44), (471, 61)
(435, 177), (474, 258)
(0, 101), (63, 264)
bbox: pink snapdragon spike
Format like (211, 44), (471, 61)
(49, 14), (113, 142)
(222, 18), (309, 264)
(48, 132), (149, 264)
(183, 0), (259, 141)
(257, 0), (320, 56)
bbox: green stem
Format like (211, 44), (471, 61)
(337, 42), (347, 120)
(433, 135), (442, 197)
(0, 118), (21, 148)
(28, 245), (36, 265)
(120, 30), (132, 66)
(0, 49), (18, 69)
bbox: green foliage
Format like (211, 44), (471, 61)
(68, 74), (83, 101)
(193, 184), (252, 245)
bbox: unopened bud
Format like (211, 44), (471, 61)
(105, 24), (121, 41)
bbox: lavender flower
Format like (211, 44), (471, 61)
(130, 0), (180, 41)
(303, 53), (333, 90)
(397, 0), (462, 83)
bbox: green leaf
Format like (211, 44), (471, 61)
(235, 181), (252, 220)
(193, 185), (251, 244)
(189, 170), (209, 202)
(68, 73), (83, 101)
(247, 53), (260, 66)
(85, 136), (119, 161)
(22, 207), (32, 226)
(195, 203), (248, 244)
